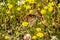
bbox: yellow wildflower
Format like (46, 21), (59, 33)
(38, 7), (40, 10)
(48, 6), (53, 12)
(44, 6), (48, 10)
(26, 5), (31, 10)
(5, 35), (9, 39)
(24, 5), (31, 10)
(29, 10), (33, 14)
(52, 22), (55, 25)
(10, 16), (14, 19)
(58, 3), (60, 8)
(6, 10), (10, 14)
(36, 32), (44, 38)
(37, 3), (41, 7)
(41, 9), (46, 14)
(48, 2), (54, 7)
(7, 3), (13, 9)
(17, 7), (21, 11)
(26, 0), (34, 4)
(32, 36), (37, 39)
(22, 22), (28, 26)
(36, 27), (41, 32)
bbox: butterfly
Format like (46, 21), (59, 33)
(27, 14), (37, 26)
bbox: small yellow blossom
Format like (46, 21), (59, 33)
(44, 6), (48, 10)
(6, 10), (10, 14)
(38, 7), (40, 10)
(41, 9), (46, 14)
(36, 27), (41, 32)
(7, 3), (10, 5)
(22, 22), (28, 26)
(58, 3), (60, 8)
(24, 5), (31, 10)
(37, 3), (41, 7)
(26, 0), (34, 4)
(52, 22), (55, 25)
(10, 16), (14, 19)
(36, 32), (44, 38)
(7, 3), (13, 9)
(48, 6), (53, 12)
(5, 35), (9, 39)
(48, 2), (54, 7)
(26, 5), (31, 10)
(17, 7), (21, 11)
(29, 10), (33, 14)
(32, 36), (37, 39)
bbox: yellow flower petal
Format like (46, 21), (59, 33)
(44, 6), (48, 10)
(26, 5), (31, 10)
(10, 16), (14, 19)
(58, 3), (60, 8)
(17, 7), (21, 11)
(5, 35), (9, 39)
(7, 3), (13, 9)
(29, 10), (33, 14)
(6, 10), (10, 14)
(41, 9), (46, 14)
(32, 36), (37, 39)
(22, 22), (28, 26)
(48, 2), (54, 7)
(26, 0), (34, 4)
(48, 6), (53, 12)
(36, 32), (44, 38)
(36, 27), (41, 32)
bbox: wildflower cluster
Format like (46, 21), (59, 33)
(0, 0), (60, 40)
